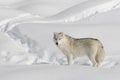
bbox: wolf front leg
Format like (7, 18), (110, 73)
(66, 54), (73, 65)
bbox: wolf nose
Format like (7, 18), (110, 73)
(56, 42), (58, 45)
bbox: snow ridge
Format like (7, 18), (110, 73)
(1, 0), (120, 32)
(64, 0), (120, 22)
(0, 13), (32, 32)
(41, 0), (120, 23)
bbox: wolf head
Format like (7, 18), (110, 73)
(53, 32), (65, 46)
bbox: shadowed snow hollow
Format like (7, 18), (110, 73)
(0, 32), (37, 65)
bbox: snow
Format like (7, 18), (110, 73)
(41, 0), (120, 23)
(78, 8), (120, 24)
(2, 0), (120, 32)
(0, 65), (120, 80)
(0, 0), (24, 5)
(0, 0), (120, 80)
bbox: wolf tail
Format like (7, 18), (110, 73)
(95, 41), (105, 66)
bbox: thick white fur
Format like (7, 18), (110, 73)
(53, 32), (105, 67)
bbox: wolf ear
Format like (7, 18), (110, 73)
(54, 32), (57, 35)
(59, 32), (64, 36)
(59, 32), (63, 34)
(53, 32), (64, 36)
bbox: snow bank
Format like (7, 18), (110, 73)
(0, 0), (120, 80)
(0, 7), (40, 65)
(2, 0), (120, 32)
(42, 0), (120, 23)
(0, 0), (120, 66)
(0, 32), (38, 65)
(0, 6), (33, 28)
(9, 0), (87, 16)
(78, 8), (120, 24)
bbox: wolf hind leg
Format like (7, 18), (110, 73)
(88, 54), (98, 67)
(95, 47), (105, 67)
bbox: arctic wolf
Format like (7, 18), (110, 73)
(53, 32), (105, 67)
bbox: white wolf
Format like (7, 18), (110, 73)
(53, 32), (105, 67)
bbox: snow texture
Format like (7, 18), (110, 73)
(0, 0), (120, 80)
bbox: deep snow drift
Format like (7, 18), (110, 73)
(0, 0), (120, 65)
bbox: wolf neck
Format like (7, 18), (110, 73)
(57, 34), (73, 55)
(65, 34), (74, 43)
(58, 34), (73, 49)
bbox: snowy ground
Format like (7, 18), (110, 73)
(0, 0), (120, 80)
(0, 65), (120, 80)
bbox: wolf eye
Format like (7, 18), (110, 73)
(58, 38), (62, 40)
(54, 36), (57, 40)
